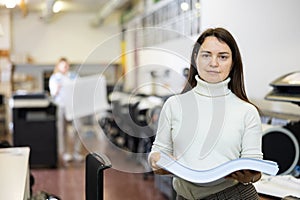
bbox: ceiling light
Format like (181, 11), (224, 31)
(5, 0), (18, 8)
(195, 2), (201, 9)
(52, 1), (63, 13)
(180, 2), (189, 11)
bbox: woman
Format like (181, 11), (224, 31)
(148, 28), (263, 199)
(49, 57), (74, 105)
(49, 57), (83, 164)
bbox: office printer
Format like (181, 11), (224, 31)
(260, 72), (300, 198)
(9, 92), (50, 108)
(265, 71), (300, 106)
(10, 92), (58, 168)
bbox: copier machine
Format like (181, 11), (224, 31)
(256, 71), (300, 199)
(10, 92), (58, 168)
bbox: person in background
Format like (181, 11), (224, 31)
(49, 57), (78, 104)
(49, 57), (83, 165)
(148, 28), (263, 199)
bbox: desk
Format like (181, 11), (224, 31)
(0, 147), (30, 200)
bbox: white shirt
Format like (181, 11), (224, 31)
(149, 75), (263, 199)
(48, 72), (75, 106)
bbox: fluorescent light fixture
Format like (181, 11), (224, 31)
(5, 0), (18, 8)
(52, 1), (63, 13)
(180, 2), (189, 11)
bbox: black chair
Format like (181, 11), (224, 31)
(85, 153), (111, 200)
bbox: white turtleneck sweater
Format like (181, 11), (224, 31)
(149, 75), (263, 199)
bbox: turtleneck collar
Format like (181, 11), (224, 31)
(193, 75), (231, 97)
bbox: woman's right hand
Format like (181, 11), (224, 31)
(149, 152), (171, 175)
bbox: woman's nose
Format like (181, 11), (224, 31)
(209, 56), (219, 67)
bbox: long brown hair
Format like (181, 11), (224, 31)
(182, 28), (253, 106)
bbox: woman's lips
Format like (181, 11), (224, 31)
(207, 70), (220, 74)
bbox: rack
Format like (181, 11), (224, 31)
(125, 0), (201, 46)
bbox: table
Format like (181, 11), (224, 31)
(0, 147), (30, 200)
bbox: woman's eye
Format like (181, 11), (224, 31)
(219, 55), (228, 60)
(201, 54), (210, 58)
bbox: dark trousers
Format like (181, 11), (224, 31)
(176, 183), (259, 200)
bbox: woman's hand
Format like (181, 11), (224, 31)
(226, 170), (261, 185)
(149, 152), (171, 175)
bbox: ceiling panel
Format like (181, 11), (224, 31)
(0, 0), (109, 13)
(42, 0), (107, 12)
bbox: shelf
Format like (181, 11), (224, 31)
(125, 0), (201, 46)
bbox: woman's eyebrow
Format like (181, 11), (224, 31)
(199, 51), (230, 55)
(199, 50), (211, 54)
(218, 52), (230, 55)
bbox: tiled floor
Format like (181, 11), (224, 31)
(31, 166), (85, 200)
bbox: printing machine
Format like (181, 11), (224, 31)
(263, 71), (300, 172)
(256, 71), (300, 198)
(265, 71), (300, 106)
(10, 92), (58, 168)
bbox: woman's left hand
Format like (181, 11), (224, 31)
(226, 170), (261, 185)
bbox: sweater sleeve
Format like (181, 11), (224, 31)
(150, 97), (174, 156)
(49, 75), (59, 97)
(240, 105), (263, 159)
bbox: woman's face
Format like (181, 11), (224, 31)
(57, 61), (69, 74)
(196, 36), (232, 83)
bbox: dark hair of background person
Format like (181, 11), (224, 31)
(182, 27), (257, 109)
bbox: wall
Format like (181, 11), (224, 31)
(0, 10), (10, 50)
(200, 0), (300, 115)
(123, 25), (196, 96)
(135, 36), (194, 96)
(10, 11), (122, 64)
